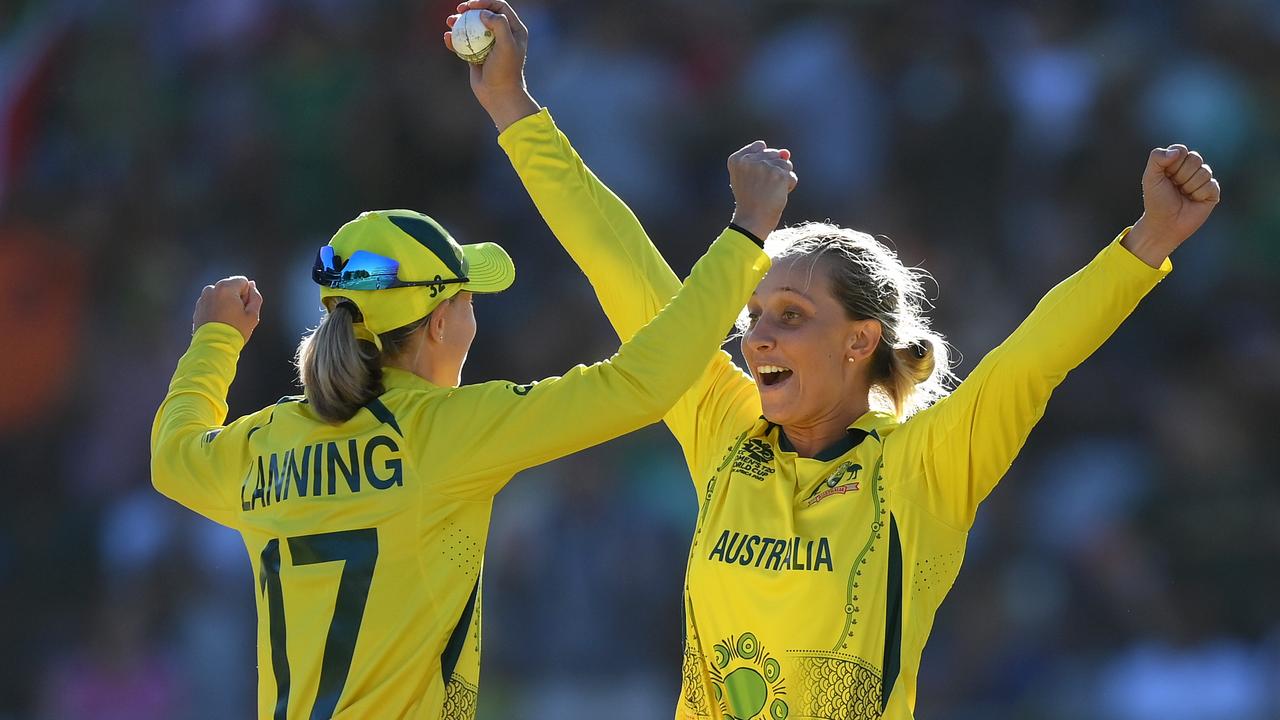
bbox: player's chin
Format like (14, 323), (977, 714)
(756, 384), (800, 426)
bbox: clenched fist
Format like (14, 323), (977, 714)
(728, 142), (799, 241)
(193, 276), (263, 342)
(1124, 144), (1222, 267)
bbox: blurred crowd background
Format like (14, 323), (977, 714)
(2, 0), (1278, 718)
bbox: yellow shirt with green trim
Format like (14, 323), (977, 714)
(150, 229), (770, 720)
(500, 108), (1172, 719)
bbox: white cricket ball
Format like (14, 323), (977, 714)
(453, 10), (495, 64)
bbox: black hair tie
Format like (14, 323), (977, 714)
(334, 299), (365, 322)
(910, 341), (928, 359)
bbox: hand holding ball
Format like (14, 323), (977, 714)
(452, 10), (495, 64)
(446, 1), (537, 131)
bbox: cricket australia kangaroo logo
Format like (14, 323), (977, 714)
(803, 461), (862, 507)
(732, 438), (776, 481)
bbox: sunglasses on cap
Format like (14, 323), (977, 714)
(312, 246), (469, 295)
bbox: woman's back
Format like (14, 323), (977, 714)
(234, 385), (483, 720)
(158, 356), (494, 718)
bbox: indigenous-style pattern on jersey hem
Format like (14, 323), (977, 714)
(681, 645), (713, 717)
(442, 673), (478, 720)
(791, 653), (884, 720)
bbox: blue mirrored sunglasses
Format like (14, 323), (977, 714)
(312, 245), (469, 292)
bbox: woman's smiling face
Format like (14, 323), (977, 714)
(741, 255), (881, 427)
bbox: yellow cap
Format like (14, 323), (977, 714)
(318, 210), (515, 335)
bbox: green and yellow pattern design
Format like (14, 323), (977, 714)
(708, 632), (789, 720)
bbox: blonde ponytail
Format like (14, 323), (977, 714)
(875, 334), (952, 421)
(295, 301), (435, 424)
(295, 301), (382, 423)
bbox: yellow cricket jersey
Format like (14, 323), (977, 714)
(150, 229), (771, 720)
(500, 108), (1173, 719)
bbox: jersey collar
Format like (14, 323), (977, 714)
(764, 410), (895, 461)
(381, 366), (442, 392)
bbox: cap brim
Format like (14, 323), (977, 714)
(460, 242), (515, 294)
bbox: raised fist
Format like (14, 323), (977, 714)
(1126, 145), (1221, 264)
(728, 142), (799, 241)
(193, 276), (263, 342)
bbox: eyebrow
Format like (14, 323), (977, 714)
(750, 286), (815, 302)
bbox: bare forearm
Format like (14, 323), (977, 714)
(481, 89), (540, 133)
(1120, 218), (1173, 269)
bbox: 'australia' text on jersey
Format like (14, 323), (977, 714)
(707, 528), (834, 572)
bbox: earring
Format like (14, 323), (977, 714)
(847, 357), (855, 363)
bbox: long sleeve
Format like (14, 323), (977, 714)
(885, 230), (1172, 529)
(432, 229), (770, 498)
(150, 322), (263, 528)
(499, 108), (762, 478)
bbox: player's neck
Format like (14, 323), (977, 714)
(415, 358), (462, 388)
(385, 345), (461, 388)
(780, 402), (870, 458)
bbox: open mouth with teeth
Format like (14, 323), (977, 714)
(756, 364), (794, 387)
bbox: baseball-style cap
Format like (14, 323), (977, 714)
(315, 209), (515, 336)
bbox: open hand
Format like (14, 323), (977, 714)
(728, 142), (799, 241)
(193, 276), (262, 343)
(1125, 145), (1222, 266)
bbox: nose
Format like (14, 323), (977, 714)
(745, 318), (775, 353)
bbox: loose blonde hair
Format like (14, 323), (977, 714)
(740, 221), (956, 420)
(294, 300), (429, 424)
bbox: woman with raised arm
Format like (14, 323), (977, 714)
(450, 2), (1222, 718)
(151, 143), (794, 717)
